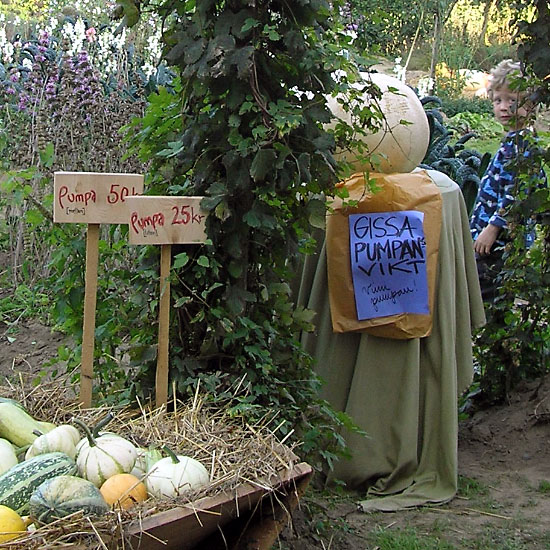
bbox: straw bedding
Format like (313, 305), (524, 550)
(0, 374), (299, 549)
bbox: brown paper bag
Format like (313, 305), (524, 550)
(326, 170), (442, 339)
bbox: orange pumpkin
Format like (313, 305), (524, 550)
(99, 473), (147, 510)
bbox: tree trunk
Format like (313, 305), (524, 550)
(429, 12), (441, 95)
(478, 0), (495, 47)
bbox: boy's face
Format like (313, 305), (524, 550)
(491, 86), (533, 130)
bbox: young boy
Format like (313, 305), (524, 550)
(470, 59), (547, 301)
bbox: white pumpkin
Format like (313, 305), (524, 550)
(25, 424), (81, 460)
(146, 451), (209, 499)
(326, 72), (430, 174)
(74, 419), (138, 487)
(0, 438), (18, 475)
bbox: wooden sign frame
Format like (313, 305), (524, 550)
(53, 171), (144, 408)
(126, 196), (208, 408)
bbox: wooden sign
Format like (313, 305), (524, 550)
(126, 195), (208, 408)
(54, 172), (144, 224)
(126, 196), (207, 245)
(53, 171), (144, 409)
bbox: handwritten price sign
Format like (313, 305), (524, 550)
(126, 196), (207, 245)
(125, 195), (208, 407)
(54, 172), (144, 224)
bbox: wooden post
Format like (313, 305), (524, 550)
(126, 195), (208, 411)
(80, 223), (100, 408)
(53, 172), (144, 407)
(156, 244), (172, 408)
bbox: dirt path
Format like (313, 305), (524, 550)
(277, 377), (550, 549)
(0, 319), (66, 381)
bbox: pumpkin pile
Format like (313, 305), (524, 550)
(0, 378), (297, 549)
(0, 400), (214, 540)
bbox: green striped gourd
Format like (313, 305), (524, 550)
(0, 452), (76, 514)
(29, 475), (109, 524)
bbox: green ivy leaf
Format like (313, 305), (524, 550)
(307, 197), (327, 229)
(228, 114), (241, 128)
(250, 149), (277, 182)
(263, 24), (281, 41)
(298, 152), (311, 183)
(243, 209), (261, 228)
(228, 260), (243, 278)
(241, 18), (261, 33)
(173, 253), (190, 269)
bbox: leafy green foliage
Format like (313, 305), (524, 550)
(116, 0), (377, 467)
(513, 1), (550, 117)
(447, 112), (504, 139)
(420, 96), (489, 212)
(342, 0), (429, 56)
(473, 135), (550, 404)
(513, 0), (550, 84)
(0, 0), (44, 18)
(439, 96), (493, 118)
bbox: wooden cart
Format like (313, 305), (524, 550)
(127, 462), (313, 550)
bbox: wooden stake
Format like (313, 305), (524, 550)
(81, 223), (100, 408)
(156, 244), (172, 408)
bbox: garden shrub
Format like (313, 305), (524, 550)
(473, 134), (550, 404)
(439, 96), (493, 118)
(0, 7), (171, 393)
(115, 0), (377, 468)
(420, 96), (490, 213)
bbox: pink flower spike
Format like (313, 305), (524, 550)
(86, 27), (97, 42)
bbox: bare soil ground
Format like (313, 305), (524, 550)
(276, 376), (550, 550)
(1, 320), (550, 549)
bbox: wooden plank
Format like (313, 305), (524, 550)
(156, 244), (171, 408)
(126, 196), (207, 245)
(53, 172), (143, 224)
(126, 463), (313, 550)
(227, 464), (314, 549)
(80, 223), (100, 408)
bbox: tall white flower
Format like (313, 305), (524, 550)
(393, 57), (406, 83)
(0, 27), (14, 64)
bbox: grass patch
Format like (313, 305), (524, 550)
(536, 479), (550, 494)
(369, 526), (456, 550)
(0, 284), (50, 330)
(463, 526), (538, 550)
(466, 136), (502, 156)
(458, 475), (490, 498)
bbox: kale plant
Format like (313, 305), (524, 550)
(420, 95), (491, 214)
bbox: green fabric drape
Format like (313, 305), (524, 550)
(298, 170), (486, 511)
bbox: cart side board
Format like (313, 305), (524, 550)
(127, 462), (313, 550)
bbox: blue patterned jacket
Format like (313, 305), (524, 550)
(470, 129), (547, 248)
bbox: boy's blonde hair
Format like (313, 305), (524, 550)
(487, 59), (522, 99)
